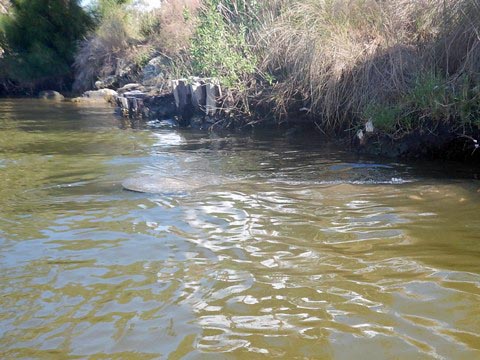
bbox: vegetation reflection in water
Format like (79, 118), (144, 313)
(0, 100), (479, 359)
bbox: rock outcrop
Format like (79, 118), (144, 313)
(38, 90), (64, 101)
(115, 77), (222, 128)
(72, 89), (118, 104)
(142, 56), (171, 86)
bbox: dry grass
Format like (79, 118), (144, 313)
(438, 0), (480, 77)
(140, 0), (200, 57)
(73, 6), (145, 92)
(259, 0), (480, 134)
(0, 0), (10, 14)
(73, 0), (201, 92)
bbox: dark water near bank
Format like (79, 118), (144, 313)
(1, 99), (479, 359)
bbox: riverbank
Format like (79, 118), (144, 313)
(64, 0), (480, 162)
(18, 80), (478, 164)
(1, 0), (479, 162)
(47, 77), (478, 163)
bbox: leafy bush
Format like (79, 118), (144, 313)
(364, 104), (402, 133)
(73, 0), (146, 92)
(190, 1), (257, 88)
(451, 76), (480, 127)
(0, 0), (10, 15)
(0, 0), (93, 92)
(407, 72), (449, 122)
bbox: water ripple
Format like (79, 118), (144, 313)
(1, 101), (480, 358)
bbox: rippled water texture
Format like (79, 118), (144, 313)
(1, 99), (480, 359)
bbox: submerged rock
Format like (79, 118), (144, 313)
(38, 90), (64, 101)
(122, 175), (206, 194)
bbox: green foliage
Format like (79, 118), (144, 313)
(95, 0), (130, 18)
(364, 103), (401, 132)
(72, 0), (141, 92)
(139, 9), (162, 38)
(216, 0), (263, 31)
(182, 6), (192, 22)
(190, 1), (257, 88)
(407, 72), (448, 121)
(134, 47), (153, 67)
(0, 0), (93, 91)
(450, 75), (480, 128)
(364, 72), (480, 137)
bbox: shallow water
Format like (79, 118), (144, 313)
(1, 99), (479, 359)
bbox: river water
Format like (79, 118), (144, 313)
(1, 99), (479, 359)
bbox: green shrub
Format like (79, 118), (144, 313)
(364, 103), (401, 133)
(407, 72), (449, 121)
(0, 0), (93, 92)
(450, 75), (480, 128)
(73, 1), (144, 92)
(190, 1), (257, 89)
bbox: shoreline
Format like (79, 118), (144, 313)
(2, 89), (479, 164)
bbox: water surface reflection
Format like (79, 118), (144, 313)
(0, 100), (479, 359)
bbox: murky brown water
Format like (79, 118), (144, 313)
(1, 99), (479, 359)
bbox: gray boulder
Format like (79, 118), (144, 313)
(117, 83), (145, 94)
(84, 89), (117, 99)
(71, 89), (117, 105)
(122, 90), (148, 99)
(38, 90), (64, 101)
(142, 56), (171, 85)
(116, 92), (146, 118)
(94, 76), (117, 89)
